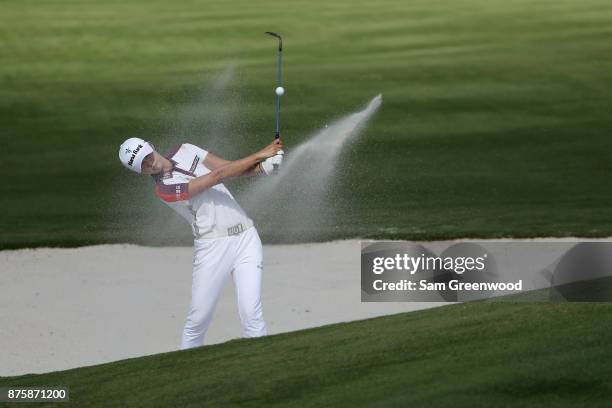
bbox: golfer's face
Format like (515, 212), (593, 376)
(141, 150), (162, 175)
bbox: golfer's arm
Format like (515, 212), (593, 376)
(189, 154), (261, 196)
(203, 152), (231, 170)
(204, 152), (263, 177)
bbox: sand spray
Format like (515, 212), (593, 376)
(240, 94), (382, 242)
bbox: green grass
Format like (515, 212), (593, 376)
(2, 0), (612, 248)
(2, 302), (612, 407)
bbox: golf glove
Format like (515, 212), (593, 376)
(261, 150), (284, 175)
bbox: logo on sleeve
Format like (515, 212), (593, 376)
(189, 155), (200, 173)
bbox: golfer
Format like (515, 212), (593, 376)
(118, 137), (284, 349)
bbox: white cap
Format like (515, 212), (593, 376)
(118, 138), (154, 173)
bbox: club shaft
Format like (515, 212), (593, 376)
(266, 31), (283, 139)
(276, 47), (282, 138)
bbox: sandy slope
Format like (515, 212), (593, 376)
(0, 240), (446, 376)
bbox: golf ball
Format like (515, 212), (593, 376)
(275, 86), (285, 96)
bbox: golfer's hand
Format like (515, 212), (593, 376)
(260, 145), (284, 175)
(257, 139), (284, 161)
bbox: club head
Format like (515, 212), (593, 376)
(265, 31), (283, 50)
(265, 31), (281, 39)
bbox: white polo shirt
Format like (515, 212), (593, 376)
(153, 143), (253, 239)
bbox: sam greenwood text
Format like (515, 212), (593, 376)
(372, 280), (523, 291)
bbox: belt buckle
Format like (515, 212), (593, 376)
(227, 223), (245, 236)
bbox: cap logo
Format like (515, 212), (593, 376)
(125, 148), (132, 154)
(127, 144), (143, 166)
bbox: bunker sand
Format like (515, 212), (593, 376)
(0, 240), (443, 376)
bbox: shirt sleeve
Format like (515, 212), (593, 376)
(184, 143), (209, 162)
(155, 182), (190, 202)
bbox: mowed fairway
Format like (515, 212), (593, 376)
(2, 302), (612, 407)
(2, 0), (612, 248)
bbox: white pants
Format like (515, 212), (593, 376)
(181, 227), (267, 349)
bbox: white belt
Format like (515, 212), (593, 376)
(194, 219), (254, 240)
